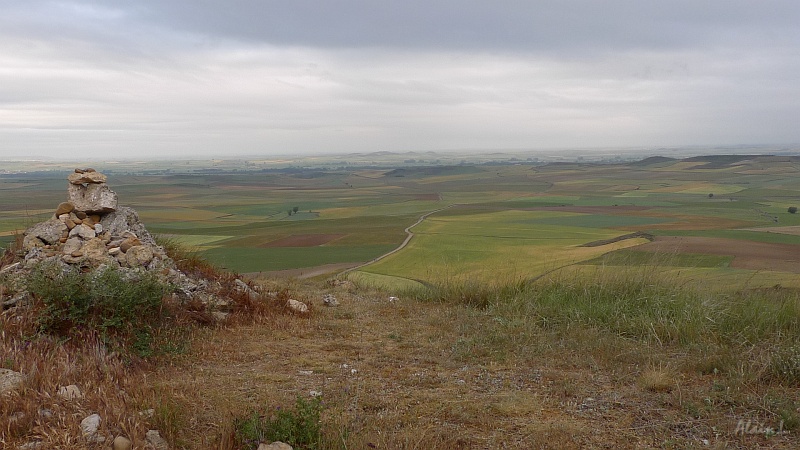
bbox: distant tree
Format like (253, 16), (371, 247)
(292, 206), (299, 213)
(287, 209), (292, 216)
(708, 193), (714, 198)
(789, 206), (798, 214)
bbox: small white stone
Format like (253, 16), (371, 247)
(388, 296), (399, 302)
(309, 390), (322, 397)
(57, 384), (83, 400)
(287, 299), (309, 313)
(80, 413), (101, 437)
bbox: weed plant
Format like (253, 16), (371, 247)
(26, 261), (170, 356)
(234, 396), (323, 450)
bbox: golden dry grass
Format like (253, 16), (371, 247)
(4, 274), (800, 449)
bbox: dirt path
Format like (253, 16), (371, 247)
(338, 204), (457, 276)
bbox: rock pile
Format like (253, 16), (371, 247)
(2, 169), (242, 317)
(21, 169), (165, 270)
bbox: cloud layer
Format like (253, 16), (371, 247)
(1, 1), (799, 158)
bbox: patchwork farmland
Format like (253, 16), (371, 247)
(2, 154), (800, 292)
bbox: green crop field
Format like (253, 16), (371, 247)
(2, 154), (800, 290)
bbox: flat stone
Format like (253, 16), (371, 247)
(80, 413), (101, 437)
(68, 183), (118, 214)
(68, 171), (107, 185)
(75, 211), (87, 220)
(64, 218), (76, 230)
(57, 384), (83, 400)
(0, 368), (25, 395)
(55, 201), (75, 216)
(69, 223), (96, 240)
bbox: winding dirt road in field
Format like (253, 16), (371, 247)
(338, 203), (457, 276)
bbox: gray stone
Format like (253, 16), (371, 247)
(24, 219), (68, 247)
(17, 442), (44, 450)
(0, 368), (25, 395)
(94, 223), (104, 234)
(68, 182), (118, 213)
(126, 245), (154, 267)
(146, 429), (169, 450)
(287, 299), (309, 313)
(69, 223), (96, 240)
(57, 384), (83, 400)
(323, 294), (339, 307)
(80, 413), (101, 438)
(62, 237), (83, 255)
(101, 207), (156, 246)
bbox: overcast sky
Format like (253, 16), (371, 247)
(1, 1), (799, 159)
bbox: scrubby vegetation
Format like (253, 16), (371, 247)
(27, 262), (170, 356)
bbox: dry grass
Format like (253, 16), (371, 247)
(4, 262), (800, 448)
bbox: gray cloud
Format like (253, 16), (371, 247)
(1, 1), (799, 159)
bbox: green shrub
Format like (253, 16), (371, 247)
(26, 261), (169, 355)
(234, 396), (323, 450)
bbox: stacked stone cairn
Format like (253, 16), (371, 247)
(21, 168), (165, 270)
(1, 169), (256, 315)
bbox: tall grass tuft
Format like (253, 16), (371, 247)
(405, 263), (800, 385)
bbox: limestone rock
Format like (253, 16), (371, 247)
(55, 201), (75, 216)
(101, 207), (156, 246)
(24, 219), (68, 247)
(0, 368), (25, 395)
(62, 237), (83, 255)
(67, 182), (118, 214)
(287, 299), (309, 313)
(234, 278), (259, 300)
(112, 435), (133, 450)
(57, 384), (83, 400)
(146, 429), (169, 450)
(80, 413), (101, 440)
(22, 235), (45, 252)
(68, 171), (107, 185)
(68, 223), (96, 240)
(258, 442), (293, 450)
(125, 245), (154, 267)
(120, 236), (141, 253)
(82, 238), (110, 264)
(17, 442), (44, 450)
(323, 294), (339, 307)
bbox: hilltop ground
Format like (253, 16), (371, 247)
(150, 277), (798, 449)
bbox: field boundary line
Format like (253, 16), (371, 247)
(338, 203), (459, 277)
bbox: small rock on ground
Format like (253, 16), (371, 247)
(258, 442), (293, 450)
(0, 368), (25, 395)
(287, 299), (309, 313)
(112, 435), (133, 450)
(146, 429), (169, 450)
